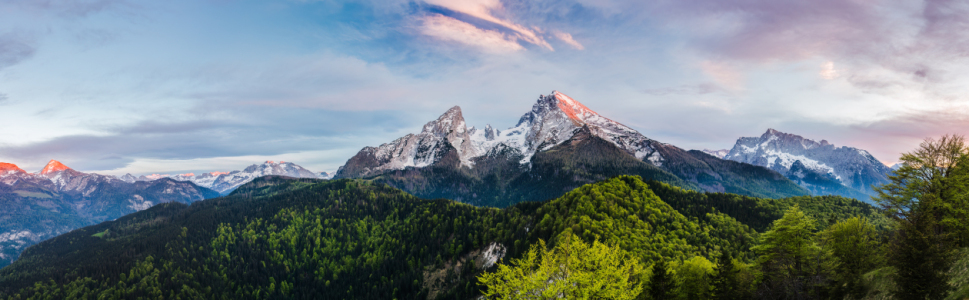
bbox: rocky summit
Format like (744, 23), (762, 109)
(337, 91), (808, 206)
(724, 129), (892, 200)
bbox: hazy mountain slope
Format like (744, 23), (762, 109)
(0, 175), (882, 299)
(337, 91), (808, 206)
(724, 129), (892, 199)
(136, 161), (322, 194)
(701, 149), (730, 159)
(0, 160), (219, 268)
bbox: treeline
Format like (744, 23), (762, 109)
(478, 135), (969, 300)
(0, 168), (895, 299)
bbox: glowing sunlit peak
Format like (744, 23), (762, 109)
(551, 90), (599, 121)
(0, 162), (25, 173)
(40, 160), (72, 175)
(181, 173), (195, 177)
(266, 160), (275, 164)
(209, 171), (230, 176)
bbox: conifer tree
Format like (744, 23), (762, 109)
(711, 251), (740, 300)
(875, 134), (969, 299)
(648, 259), (675, 300)
(822, 217), (882, 299)
(752, 205), (825, 299)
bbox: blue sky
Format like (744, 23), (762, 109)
(1, 0), (968, 175)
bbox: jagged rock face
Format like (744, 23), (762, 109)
(785, 160), (870, 200)
(138, 161), (321, 195)
(338, 91), (666, 179)
(472, 91), (663, 165)
(336, 91), (808, 205)
(701, 149), (729, 159)
(724, 129), (891, 196)
(0, 160), (219, 268)
(338, 106), (478, 178)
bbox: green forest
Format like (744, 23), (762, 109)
(1, 136), (968, 299)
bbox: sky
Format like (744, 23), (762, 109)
(1, 0), (968, 176)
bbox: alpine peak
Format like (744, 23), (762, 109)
(0, 162), (26, 175)
(40, 160), (72, 175)
(549, 91), (598, 122)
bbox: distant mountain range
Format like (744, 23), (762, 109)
(0, 160), (219, 268)
(125, 161), (324, 194)
(0, 159), (330, 268)
(722, 129), (892, 201)
(337, 91), (808, 206)
(701, 149), (730, 159)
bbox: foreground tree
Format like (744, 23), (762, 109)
(822, 217), (883, 299)
(753, 205), (827, 299)
(648, 259), (675, 300)
(712, 251), (744, 300)
(674, 256), (714, 299)
(477, 233), (646, 300)
(875, 134), (969, 299)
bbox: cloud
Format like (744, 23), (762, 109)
(418, 14), (525, 53)
(819, 61), (838, 80)
(425, 0), (553, 49)
(651, 0), (969, 96)
(0, 107), (412, 172)
(0, 33), (37, 70)
(5, 0), (127, 18)
(553, 31), (584, 50)
(699, 60), (743, 90)
(642, 83), (724, 96)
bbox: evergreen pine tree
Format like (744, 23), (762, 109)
(875, 134), (969, 299)
(648, 259), (675, 300)
(711, 251), (739, 300)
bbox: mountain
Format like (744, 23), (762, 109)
(133, 161), (321, 194)
(0, 160), (219, 268)
(723, 129), (892, 200)
(701, 149), (729, 159)
(337, 91), (808, 206)
(0, 175), (884, 299)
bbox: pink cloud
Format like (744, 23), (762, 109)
(421, 0), (553, 50)
(699, 60), (744, 90)
(418, 13), (525, 53)
(553, 31), (584, 50)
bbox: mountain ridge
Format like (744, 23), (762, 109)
(124, 161), (324, 195)
(0, 159), (220, 268)
(723, 128), (891, 200)
(337, 91), (808, 205)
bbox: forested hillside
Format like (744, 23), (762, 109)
(0, 174), (884, 299)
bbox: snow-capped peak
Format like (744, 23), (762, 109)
(0, 163), (26, 175)
(551, 90), (599, 122)
(136, 161), (322, 194)
(724, 128), (891, 195)
(477, 91), (661, 164)
(40, 160), (72, 175)
(700, 149), (730, 159)
(340, 90), (667, 178)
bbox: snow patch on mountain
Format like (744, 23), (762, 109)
(724, 129), (891, 195)
(138, 161), (322, 194)
(339, 91), (667, 178)
(127, 195), (153, 211)
(700, 149), (730, 159)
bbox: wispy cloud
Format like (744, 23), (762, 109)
(819, 61), (838, 80)
(699, 60), (744, 90)
(0, 32), (37, 70)
(418, 14), (524, 53)
(553, 31), (584, 50)
(423, 0), (553, 50)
